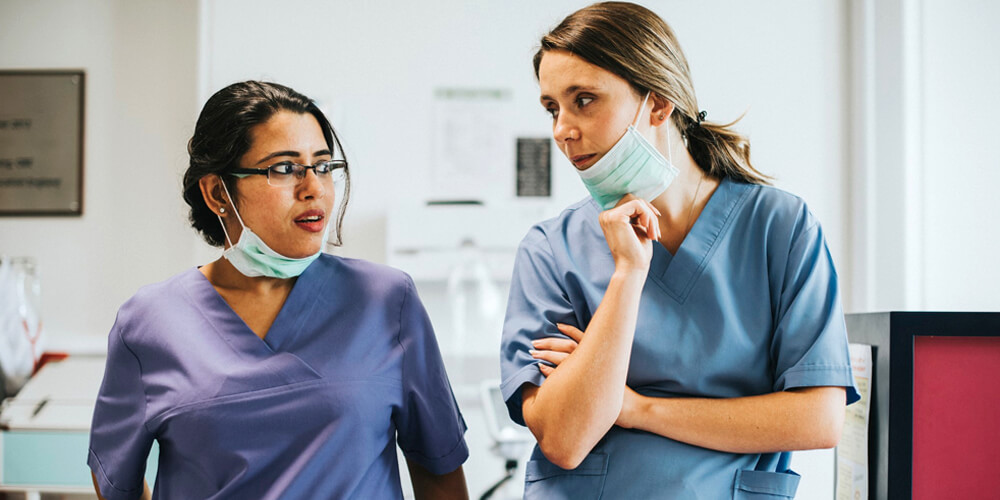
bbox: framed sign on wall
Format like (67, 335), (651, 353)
(0, 70), (85, 216)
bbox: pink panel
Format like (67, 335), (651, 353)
(913, 336), (1000, 500)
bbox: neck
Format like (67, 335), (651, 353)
(649, 124), (719, 247)
(200, 257), (296, 294)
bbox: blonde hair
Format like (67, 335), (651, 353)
(533, 1), (770, 184)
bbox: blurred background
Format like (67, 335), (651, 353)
(1, 0), (997, 498)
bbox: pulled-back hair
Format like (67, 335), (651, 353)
(182, 81), (351, 247)
(534, 2), (770, 184)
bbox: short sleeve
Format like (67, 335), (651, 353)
(500, 228), (577, 426)
(394, 276), (469, 475)
(87, 317), (155, 500)
(771, 220), (861, 405)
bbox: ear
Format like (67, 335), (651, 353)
(199, 174), (230, 216)
(648, 95), (675, 127)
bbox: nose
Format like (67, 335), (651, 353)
(552, 113), (579, 145)
(296, 168), (326, 200)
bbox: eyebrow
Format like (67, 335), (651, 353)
(539, 85), (601, 103)
(254, 149), (332, 165)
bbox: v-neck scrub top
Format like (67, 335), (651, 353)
(500, 179), (860, 499)
(88, 255), (468, 500)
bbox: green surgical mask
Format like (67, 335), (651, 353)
(217, 182), (325, 279)
(577, 92), (679, 210)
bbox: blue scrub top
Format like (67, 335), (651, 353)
(88, 255), (468, 500)
(501, 178), (860, 499)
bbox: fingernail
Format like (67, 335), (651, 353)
(531, 340), (541, 346)
(529, 350), (539, 356)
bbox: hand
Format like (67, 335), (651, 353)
(599, 194), (661, 274)
(616, 386), (643, 429)
(530, 322), (583, 378)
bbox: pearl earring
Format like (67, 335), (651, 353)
(219, 207), (226, 214)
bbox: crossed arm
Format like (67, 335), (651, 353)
(520, 197), (847, 470)
(528, 319), (846, 460)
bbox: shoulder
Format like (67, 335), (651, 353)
(518, 197), (600, 252)
(312, 253), (415, 299)
(735, 182), (821, 242)
(112, 269), (201, 346)
(117, 269), (197, 324)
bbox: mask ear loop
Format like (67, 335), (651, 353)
(633, 92), (672, 164)
(217, 179), (247, 248)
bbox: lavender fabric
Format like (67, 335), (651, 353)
(88, 255), (467, 499)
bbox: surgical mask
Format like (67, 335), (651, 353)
(577, 92), (679, 210)
(216, 181), (326, 279)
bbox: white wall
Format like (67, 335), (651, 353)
(849, 0), (1000, 313)
(0, 0), (200, 342)
(920, 0), (1000, 310)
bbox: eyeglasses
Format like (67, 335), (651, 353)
(230, 159), (347, 187)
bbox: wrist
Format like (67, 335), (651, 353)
(611, 267), (648, 287)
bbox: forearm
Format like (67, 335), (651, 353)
(523, 269), (645, 468)
(407, 461), (468, 500)
(620, 386), (846, 454)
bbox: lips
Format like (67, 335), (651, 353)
(570, 154), (597, 168)
(294, 209), (326, 233)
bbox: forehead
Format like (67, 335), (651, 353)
(538, 50), (630, 98)
(247, 110), (326, 153)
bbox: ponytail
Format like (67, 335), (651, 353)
(682, 115), (770, 185)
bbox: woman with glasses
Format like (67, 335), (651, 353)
(88, 81), (469, 499)
(500, 3), (859, 498)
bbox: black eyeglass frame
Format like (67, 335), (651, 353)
(229, 159), (348, 184)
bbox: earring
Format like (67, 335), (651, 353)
(219, 207), (226, 214)
(658, 113), (666, 120)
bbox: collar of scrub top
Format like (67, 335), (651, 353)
(637, 177), (753, 303)
(182, 257), (330, 354)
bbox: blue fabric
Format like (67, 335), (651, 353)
(500, 178), (859, 498)
(88, 255), (467, 500)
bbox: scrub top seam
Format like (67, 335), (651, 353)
(182, 269), (282, 370)
(116, 322), (153, 435)
(675, 180), (753, 299)
(648, 179), (753, 303)
(395, 274), (412, 426)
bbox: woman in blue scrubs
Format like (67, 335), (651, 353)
(500, 3), (859, 498)
(88, 81), (469, 499)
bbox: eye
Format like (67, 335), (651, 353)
(313, 160), (336, 174)
(268, 162), (296, 175)
(544, 106), (559, 119)
(576, 96), (594, 108)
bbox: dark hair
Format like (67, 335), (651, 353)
(182, 81), (351, 247)
(534, 2), (770, 184)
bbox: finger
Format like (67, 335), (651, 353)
(531, 338), (578, 353)
(647, 200), (662, 217)
(530, 349), (569, 365)
(556, 323), (585, 342)
(539, 364), (555, 377)
(643, 200), (661, 240)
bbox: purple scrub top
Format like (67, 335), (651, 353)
(501, 179), (859, 499)
(88, 254), (468, 499)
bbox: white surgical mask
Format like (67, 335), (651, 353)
(217, 181), (326, 279)
(577, 92), (679, 210)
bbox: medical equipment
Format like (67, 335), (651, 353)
(478, 380), (534, 500)
(0, 256), (42, 397)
